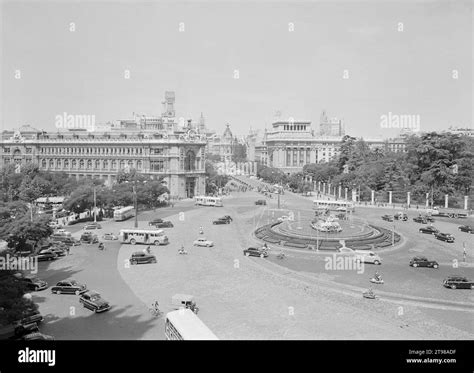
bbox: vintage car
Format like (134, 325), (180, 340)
(129, 251), (157, 265)
(193, 237), (214, 247)
(434, 232), (455, 243)
(418, 226), (439, 234)
(443, 276), (474, 290)
(243, 247), (268, 258)
(409, 256), (439, 269)
(51, 280), (87, 295)
(79, 290), (111, 313)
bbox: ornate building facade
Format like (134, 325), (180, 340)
(246, 113), (407, 174)
(0, 125), (207, 199)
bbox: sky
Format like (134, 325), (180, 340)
(1, 0), (472, 138)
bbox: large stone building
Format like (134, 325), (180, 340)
(0, 92), (207, 199)
(246, 111), (407, 174)
(206, 124), (234, 162)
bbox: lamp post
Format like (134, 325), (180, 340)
(93, 186), (97, 223)
(133, 184), (138, 228)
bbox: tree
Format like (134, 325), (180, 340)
(0, 215), (52, 253)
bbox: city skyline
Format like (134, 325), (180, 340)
(1, 1), (472, 138)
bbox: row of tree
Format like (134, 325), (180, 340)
(257, 132), (474, 206)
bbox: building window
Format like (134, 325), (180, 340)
(95, 160), (100, 169)
(151, 160), (164, 171)
(103, 160), (108, 169)
(286, 150), (291, 166)
(293, 150), (297, 166)
(111, 160), (116, 169)
(4, 158), (10, 164)
(184, 150), (196, 171)
(299, 149), (304, 166)
(153, 148), (163, 155)
(306, 149), (311, 164)
(79, 160), (84, 169)
(64, 160), (69, 168)
(3, 148), (9, 153)
(87, 160), (92, 169)
(72, 160), (77, 168)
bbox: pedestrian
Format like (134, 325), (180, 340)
(66, 246), (70, 255)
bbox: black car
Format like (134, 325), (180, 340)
(51, 280), (87, 295)
(458, 225), (474, 234)
(152, 221), (174, 228)
(36, 251), (58, 262)
(129, 252), (157, 265)
(14, 310), (44, 328)
(381, 215), (394, 222)
(243, 247), (268, 258)
(19, 276), (48, 291)
(434, 232), (455, 243)
(425, 216), (435, 223)
(409, 256), (439, 268)
(255, 200), (267, 205)
(148, 218), (164, 226)
(413, 216), (428, 224)
(443, 276), (474, 290)
(80, 232), (99, 244)
(41, 246), (66, 257)
(418, 226), (439, 234)
(79, 291), (111, 313)
(220, 215), (233, 222)
(213, 218), (230, 225)
(394, 214), (408, 221)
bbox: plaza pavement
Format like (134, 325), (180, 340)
(117, 191), (474, 339)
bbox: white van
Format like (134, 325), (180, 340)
(354, 250), (382, 265)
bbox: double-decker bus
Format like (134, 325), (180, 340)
(165, 309), (218, 340)
(114, 206), (135, 221)
(313, 199), (355, 212)
(194, 196), (223, 207)
(119, 229), (168, 245)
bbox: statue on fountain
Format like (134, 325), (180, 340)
(311, 213), (342, 233)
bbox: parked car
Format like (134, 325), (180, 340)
(409, 256), (439, 268)
(148, 218), (164, 226)
(255, 200), (267, 205)
(41, 246), (66, 257)
(425, 216), (435, 223)
(18, 276), (48, 291)
(51, 280), (87, 295)
(419, 226), (439, 234)
(152, 221), (174, 228)
(129, 251), (157, 265)
(36, 251), (58, 262)
(443, 276), (474, 290)
(458, 225), (474, 234)
(79, 290), (111, 313)
(213, 218), (230, 225)
(434, 232), (455, 243)
(193, 237), (214, 247)
(381, 215), (394, 222)
(14, 310), (44, 328)
(21, 332), (54, 341)
(84, 223), (102, 230)
(243, 247), (268, 258)
(413, 216), (428, 224)
(102, 233), (118, 240)
(48, 222), (63, 229)
(80, 232), (99, 244)
(63, 237), (81, 246)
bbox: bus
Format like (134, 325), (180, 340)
(119, 229), (168, 245)
(313, 199), (355, 212)
(194, 196), (223, 207)
(114, 206), (135, 221)
(165, 309), (218, 340)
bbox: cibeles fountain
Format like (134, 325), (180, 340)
(311, 213), (343, 233)
(254, 209), (401, 251)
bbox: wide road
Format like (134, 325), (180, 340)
(117, 190), (473, 339)
(32, 202), (196, 340)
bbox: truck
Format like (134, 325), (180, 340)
(426, 207), (468, 219)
